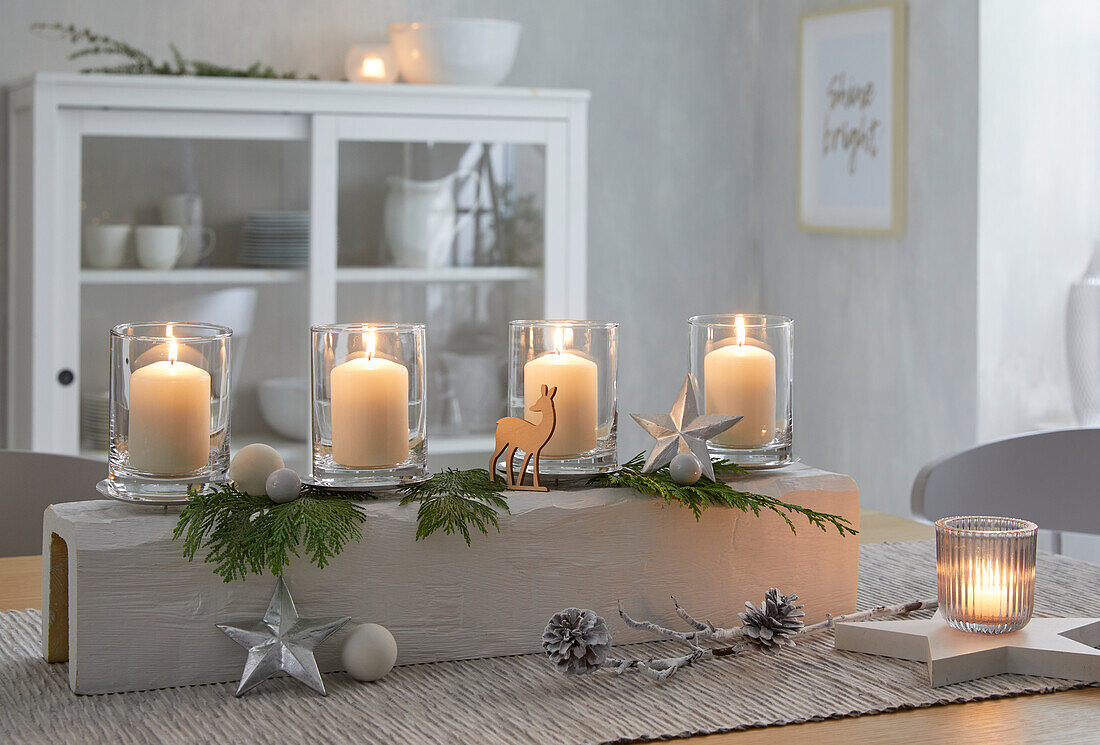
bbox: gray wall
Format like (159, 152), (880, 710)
(752, 0), (981, 512)
(0, 0), (758, 458)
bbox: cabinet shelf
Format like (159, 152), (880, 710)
(79, 267), (540, 286)
(81, 268), (305, 285)
(80, 433), (496, 471)
(336, 266), (540, 283)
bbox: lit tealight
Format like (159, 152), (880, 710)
(345, 44), (398, 84)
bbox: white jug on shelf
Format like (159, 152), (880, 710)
(383, 170), (479, 268)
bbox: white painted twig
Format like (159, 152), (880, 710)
(800, 599), (939, 635)
(605, 596), (938, 680)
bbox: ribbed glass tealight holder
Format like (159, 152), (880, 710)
(935, 516), (1038, 634)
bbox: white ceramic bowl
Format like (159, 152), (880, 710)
(388, 19), (521, 86)
(257, 377), (309, 441)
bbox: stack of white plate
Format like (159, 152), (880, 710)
(238, 211), (310, 267)
(81, 391), (110, 449)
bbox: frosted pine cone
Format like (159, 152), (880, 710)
(543, 608), (612, 675)
(739, 588), (804, 655)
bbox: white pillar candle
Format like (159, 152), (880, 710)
(128, 332), (210, 475)
(524, 327), (598, 457)
(331, 331), (409, 468)
(704, 315), (776, 448)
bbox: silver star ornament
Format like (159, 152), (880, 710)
(631, 374), (743, 482)
(217, 576), (349, 696)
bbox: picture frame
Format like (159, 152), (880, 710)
(798, 2), (907, 235)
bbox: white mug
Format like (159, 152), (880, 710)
(135, 226), (183, 270)
(84, 225), (131, 269)
(160, 194), (215, 268)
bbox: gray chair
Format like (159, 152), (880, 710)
(0, 450), (104, 557)
(912, 427), (1100, 552)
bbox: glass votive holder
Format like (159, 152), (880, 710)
(936, 516), (1038, 634)
(108, 322), (232, 500)
(344, 44), (399, 83)
(506, 320), (618, 476)
(311, 323), (426, 487)
(688, 314), (793, 467)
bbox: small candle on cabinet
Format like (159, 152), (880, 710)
(128, 327), (211, 474)
(331, 329), (409, 468)
(344, 45), (398, 84)
(704, 315), (776, 448)
(524, 326), (598, 457)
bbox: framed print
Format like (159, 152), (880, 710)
(798, 2), (906, 234)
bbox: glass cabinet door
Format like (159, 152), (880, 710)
(336, 136), (548, 469)
(79, 132), (312, 471)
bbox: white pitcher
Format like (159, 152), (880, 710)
(383, 171), (479, 268)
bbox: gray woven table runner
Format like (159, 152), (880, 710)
(2, 541), (1098, 744)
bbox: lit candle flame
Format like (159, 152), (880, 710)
(361, 56), (386, 79)
(553, 326), (573, 355)
(364, 329), (376, 360)
(735, 314), (746, 347)
(167, 324), (177, 364)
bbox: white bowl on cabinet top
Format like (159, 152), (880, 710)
(388, 19), (521, 86)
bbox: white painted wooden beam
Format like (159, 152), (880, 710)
(41, 463), (858, 694)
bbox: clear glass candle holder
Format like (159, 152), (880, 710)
(506, 320), (618, 476)
(688, 314), (793, 467)
(108, 322), (232, 499)
(311, 323), (427, 487)
(936, 516), (1038, 634)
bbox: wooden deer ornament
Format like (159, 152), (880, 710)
(490, 384), (557, 491)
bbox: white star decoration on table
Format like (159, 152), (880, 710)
(216, 577), (349, 696)
(834, 611), (1100, 687)
(630, 374), (742, 482)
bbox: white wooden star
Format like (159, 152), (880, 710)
(217, 576), (349, 696)
(835, 610), (1100, 687)
(630, 374), (742, 482)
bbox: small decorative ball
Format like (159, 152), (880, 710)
(341, 623), (398, 682)
(669, 452), (703, 485)
(229, 443), (285, 496)
(265, 468), (301, 504)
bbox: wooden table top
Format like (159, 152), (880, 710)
(2, 509), (1096, 743)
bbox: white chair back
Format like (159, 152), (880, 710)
(0, 450), (104, 557)
(911, 427), (1100, 537)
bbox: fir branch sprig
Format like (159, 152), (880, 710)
(173, 483), (369, 582)
(589, 453), (858, 536)
(400, 469), (510, 546)
(32, 22), (317, 79)
(172, 458), (854, 581)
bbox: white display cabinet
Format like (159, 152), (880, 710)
(7, 74), (588, 472)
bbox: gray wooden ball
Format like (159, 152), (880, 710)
(265, 468), (301, 504)
(341, 622), (398, 682)
(669, 452), (703, 485)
